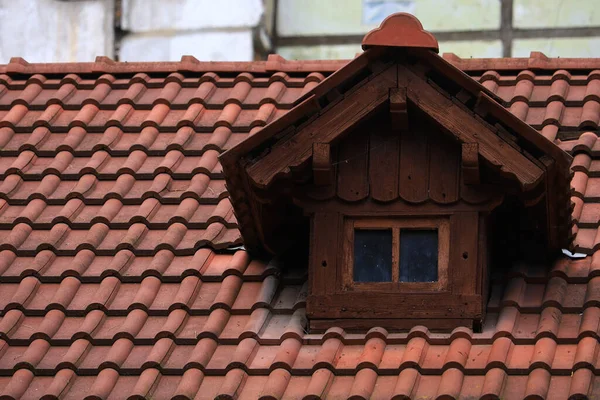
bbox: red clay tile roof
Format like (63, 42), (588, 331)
(1, 53), (600, 399)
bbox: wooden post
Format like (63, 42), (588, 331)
(313, 143), (333, 186)
(462, 142), (480, 185)
(390, 87), (408, 131)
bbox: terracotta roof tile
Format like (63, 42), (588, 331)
(1, 55), (600, 398)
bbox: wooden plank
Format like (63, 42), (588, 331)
(541, 156), (561, 251)
(247, 65), (397, 188)
(476, 213), (489, 328)
(309, 212), (340, 296)
(337, 129), (370, 202)
(312, 143), (333, 186)
(299, 198), (500, 214)
(429, 129), (460, 204)
(400, 64), (545, 191)
(478, 214), (489, 298)
(389, 87), (408, 131)
(307, 293), (482, 319)
(461, 142), (480, 185)
(340, 218), (354, 292)
(450, 212), (479, 295)
(476, 92), (572, 169)
(369, 118), (400, 202)
(399, 124), (429, 203)
(309, 318), (473, 332)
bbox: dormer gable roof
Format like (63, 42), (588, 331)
(220, 14), (573, 256)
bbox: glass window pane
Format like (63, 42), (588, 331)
(400, 229), (438, 282)
(353, 229), (392, 282)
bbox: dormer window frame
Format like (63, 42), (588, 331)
(343, 216), (450, 293)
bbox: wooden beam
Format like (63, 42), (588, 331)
(475, 91), (572, 169)
(461, 143), (480, 185)
(389, 87), (408, 130)
(247, 65), (397, 189)
(308, 293), (482, 319)
(400, 64), (544, 191)
(309, 318), (474, 332)
(312, 143), (333, 186)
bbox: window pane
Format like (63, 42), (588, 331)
(354, 229), (392, 282)
(400, 229), (438, 282)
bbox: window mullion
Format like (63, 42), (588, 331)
(392, 227), (400, 283)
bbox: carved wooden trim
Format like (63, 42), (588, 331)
(312, 143), (333, 186)
(390, 87), (408, 130)
(400, 64), (545, 191)
(246, 65), (397, 189)
(462, 142), (480, 185)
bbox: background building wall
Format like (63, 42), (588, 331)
(274, 0), (600, 59)
(0, 0), (114, 63)
(0, 0), (599, 63)
(118, 0), (264, 61)
(0, 0), (265, 63)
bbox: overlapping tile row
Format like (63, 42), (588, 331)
(0, 71), (325, 259)
(0, 73), (322, 158)
(0, 252), (598, 399)
(554, 133), (600, 253)
(0, 374), (595, 400)
(0, 71), (323, 109)
(0, 67), (325, 399)
(473, 68), (600, 139)
(1, 59), (600, 399)
(470, 65), (600, 252)
(0, 250), (312, 400)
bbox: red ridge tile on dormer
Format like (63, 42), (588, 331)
(362, 13), (438, 52)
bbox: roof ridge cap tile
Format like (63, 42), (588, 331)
(0, 55), (349, 75)
(6, 54), (600, 77)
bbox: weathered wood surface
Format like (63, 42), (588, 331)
(247, 65), (397, 188)
(389, 87), (408, 130)
(309, 212), (340, 295)
(399, 122), (430, 203)
(451, 212), (479, 295)
(312, 143), (333, 186)
(462, 142), (480, 185)
(369, 119), (400, 202)
(307, 293), (482, 319)
(429, 129), (460, 203)
(400, 64), (545, 191)
(306, 110), (493, 205)
(337, 130), (370, 202)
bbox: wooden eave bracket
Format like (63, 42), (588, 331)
(400, 64), (545, 192)
(390, 87), (408, 130)
(461, 143), (480, 185)
(474, 91), (572, 169)
(312, 143), (333, 186)
(246, 65), (396, 189)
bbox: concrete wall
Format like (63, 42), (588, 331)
(277, 0), (500, 36)
(0, 0), (599, 63)
(0, 0), (114, 63)
(119, 0), (264, 62)
(0, 0), (264, 64)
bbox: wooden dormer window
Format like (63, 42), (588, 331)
(347, 217), (449, 291)
(221, 14), (572, 333)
